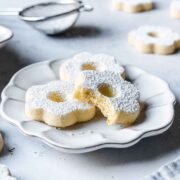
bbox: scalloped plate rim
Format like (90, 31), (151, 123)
(0, 58), (176, 153)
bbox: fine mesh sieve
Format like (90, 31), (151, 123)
(0, 1), (93, 35)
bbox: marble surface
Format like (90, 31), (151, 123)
(0, 0), (180, 179)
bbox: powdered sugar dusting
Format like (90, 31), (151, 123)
(129, 26), (180, 46)
(26, 80), (93, 116)
(0, 164), (17, 180)
(77, 71), (140, 113)
(113, 0), (153, 5)
(60, 52), (124, 82)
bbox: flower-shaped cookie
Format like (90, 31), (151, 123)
(170, 0), (180, 19)
(113, 0), (154, 13)
(128, 26), (180, 55)
(74, 71), (140, 126)
(0, 164), (17, 180)
(25, 81), (96, 128)
(60, 52), (125, 82)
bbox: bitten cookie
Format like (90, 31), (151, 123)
(74, 71), (140, 126)
(25, 81), (96, 128)
(128, 26), (180, 55)
(170, 0), (180, 19)
(113, 0), (154, 13)
(60, 52), (125, 82)
(0, 164), (17, 180)
(0, 133), (3, 153)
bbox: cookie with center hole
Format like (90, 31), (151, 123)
(74, 71), (140, 126)
(60, 52), (125, 82)
(128, 25), (180, 55)
(25, 80), (96, 128)
(113, 0), (154, 13)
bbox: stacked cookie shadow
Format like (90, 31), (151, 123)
(25, 52), (140, 128)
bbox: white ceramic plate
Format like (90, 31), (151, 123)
(0, 25), (13, 48)
(144, 156), (180, 180)
(0, 58), (175, 153)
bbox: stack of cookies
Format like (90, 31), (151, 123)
(25, 52), (140, 128)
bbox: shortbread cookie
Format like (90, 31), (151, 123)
(128, 26), (180, 55)
(0, 164), (17, 180)
(25, 81), (96, 128)
(74, 71), (140, 126)
(60, 52), (125, 82)
(113, 0), (153, 13)
(170, 0), (180, 19)
(0, 133), (4, 153)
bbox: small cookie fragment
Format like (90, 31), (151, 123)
(25, 80), (96, 128)
(60, 52), (125, 82)
(113, 0), (154, 13)
(0, 133), (3, 153)
(128, 25), (180, 55)
(74, 71), (140, 126)
(170, 0), (180, 19)
(0, 164), (17, 180)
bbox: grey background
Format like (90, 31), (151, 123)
(0, 0), (180, 179)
